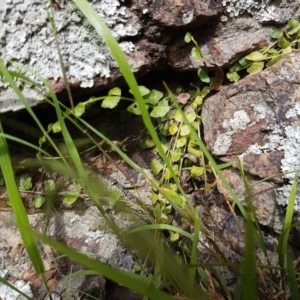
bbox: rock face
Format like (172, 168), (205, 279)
(202, 51), (300, 229)
(0, 0), (299, 112)
(0, 205), (135, 299)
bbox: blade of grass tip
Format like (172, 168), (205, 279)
(0, 123), (45, 275)
(30, 229), (175, 300)
(71, 0), (179, 187)
(278, 175), (299, 299)
(0, 58), (69, 166)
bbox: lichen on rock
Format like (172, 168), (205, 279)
(221, 0), (297, 23)
(202, 51), (300, 225)
(0, 0), (140, 88)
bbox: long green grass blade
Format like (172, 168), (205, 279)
(0, 58), (68, 165)
(0, 123), (45, 275)
(285, 250), (299, 300)
(240, 218), (256, 300)
(278, 175), (299, 299)
(0, 132), (51, 157)
(71, 0), (179, 187)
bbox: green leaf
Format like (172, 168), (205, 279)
(160, 187), (185, 208)
(20, 175), (32, 191)
(127, 102), (142, 115)
(186, 111), (197, 123)
(226, 71), (240, 82)
(238, 57), (251, 66)
(170, 150), (182, 162)
(140, 137), (154, 148)
(278, 37), (290, 49)
(33, 195), (46, 208)
(247, 61), (264, 74)
(288, 19), (300, 35)
(102, 87), (121, 109)
(150, 192), (159, 204)
(175, 137), (187, 148)
(129, 85), (150, 97)
(163, 165), (178, 180)
(168, 123), (178, 135)
(191, 47), (202, 59)
(170, 231), (180, 242)
(180, 125), (190, 136)
(173, 109), (183, 122)
(245, 51), (266, 61)
(188, 142), (202, 157)
(193, 95), (203, 107)
(151, 158), (164, 175)
(184, 32), (192, 43)
(144, 89), (164, 105)
(266, 48), (279, 54)
(282, 45), (293, 55)
(266, 56), (281, 67)
(271, 28), (283, 39)
(52, 121), (62, 133)
(200, 86), (210, 98)
(229, 62), (244, 72)
(74, 102), (86, 117)
(45, 179), (56, 193)
(288, 19), (300, 28)
(197, 68), (210, 83)
(191, 166), (204, 177)
(150, 99), (170, 118)
(63, 191), (79, 205)
(289, 25), (300, 35)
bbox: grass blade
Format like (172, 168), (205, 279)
(0, 58), (69, 165)
(0, 123), (45, 275)
(30, 229), (175, 300)
(278, 175), (299, 299)
(0, 276), (32, 300)
(72, 0), (180, 187)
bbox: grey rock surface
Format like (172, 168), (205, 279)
(0, 0), (141, 111)
(202, 51), (300, 228)
(0, 205), (135, 299)
(1, 0), (299, 112)
(221, 0), (296, 23)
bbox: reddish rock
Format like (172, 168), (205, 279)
(150, 0), (222, 27)
(202, 51), (300, 227)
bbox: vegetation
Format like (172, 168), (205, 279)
(0, 1), (300, 299)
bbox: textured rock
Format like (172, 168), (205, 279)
(150, 0), (222, 27)
(0, 205), (134, 299)
(221, 0), (297, 23)
(202, 51), (300, 225)
(1, 0), (299, 112)
(167, 17), (273, 70)
(0, 0), (141, 111)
